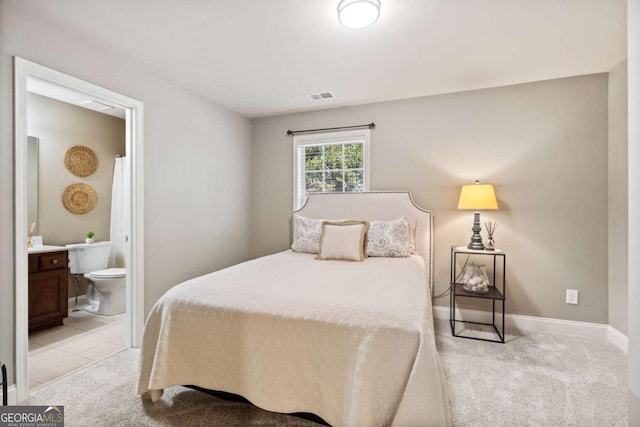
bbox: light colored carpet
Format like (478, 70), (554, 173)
(436, 319), (627, 426)
(27, 349), (321, 427)
(27, 320), (627, 426)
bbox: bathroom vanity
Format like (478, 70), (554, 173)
(28, 247), (69, 332)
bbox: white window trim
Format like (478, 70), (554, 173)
(293, 128), (371, 211)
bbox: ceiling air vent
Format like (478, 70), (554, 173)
(80, 100), (114, 111)
(307, 91), (335, 101)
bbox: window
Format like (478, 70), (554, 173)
(293, 129), (370, 210)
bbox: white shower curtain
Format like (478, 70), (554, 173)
(110, 156), (125, 268)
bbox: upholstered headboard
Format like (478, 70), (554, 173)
(294, 191), (433, 293)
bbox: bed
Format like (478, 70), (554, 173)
(138, 191), (451, 426)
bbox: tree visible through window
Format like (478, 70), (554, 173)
(293, 129), (370, 210)
(304, 143), (364, 193)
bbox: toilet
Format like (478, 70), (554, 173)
(66, 241), (126, 316)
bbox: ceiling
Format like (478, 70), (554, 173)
(15, 0), (626, 118)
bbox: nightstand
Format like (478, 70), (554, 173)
(449, 246), (506, 343)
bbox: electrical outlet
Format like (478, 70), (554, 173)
(566, 289), (579, 305)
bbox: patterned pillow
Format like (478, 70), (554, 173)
(366, 217), (412, 257)
(291, 214), (326, 254)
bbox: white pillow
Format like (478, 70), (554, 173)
(408, 218), (417, 254)
(366, 216), (412, 257)
(291, 214), (327, 254)
(315, 221), (369, 262)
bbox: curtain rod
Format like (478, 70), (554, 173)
(286, 122), (375, 136)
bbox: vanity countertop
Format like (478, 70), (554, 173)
(28, 245), (68, 254)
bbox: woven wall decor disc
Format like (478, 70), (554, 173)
(64, 145), (98, 177)
(62, 183), (97, 215)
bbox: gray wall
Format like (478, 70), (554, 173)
(608, 60), (628, 335)
(28, 93), (126, 247)
(0, 2), (252, 386)
(628, 0), (640, 423)
(251, 74), (609, 324)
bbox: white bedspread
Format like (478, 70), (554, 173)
(138, 250), (450, 427)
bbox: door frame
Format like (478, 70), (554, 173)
(13, 57), (145, 403)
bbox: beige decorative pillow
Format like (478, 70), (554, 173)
(315, 221), (370, 262)
(408, 218), (418, 254)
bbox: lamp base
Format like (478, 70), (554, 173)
(466, 212), (485, 250)
(467, 241), (485, 250)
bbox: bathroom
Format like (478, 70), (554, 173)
(26, 83), (127, 391)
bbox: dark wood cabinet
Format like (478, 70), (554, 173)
(28, 250), (69, 332)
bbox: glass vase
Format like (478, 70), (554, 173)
(485, 236), (495, 251)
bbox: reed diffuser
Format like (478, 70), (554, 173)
(484, 221), (499, 251)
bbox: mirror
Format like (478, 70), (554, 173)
(27, 136), (39, 234)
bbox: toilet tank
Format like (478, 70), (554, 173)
(65, 241), (112, 274)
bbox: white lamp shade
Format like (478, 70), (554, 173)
(338, 0), (381, 29)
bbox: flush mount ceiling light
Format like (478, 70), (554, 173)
(338, 0), (381, 29)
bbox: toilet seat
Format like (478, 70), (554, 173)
(87, 268), (126, 279)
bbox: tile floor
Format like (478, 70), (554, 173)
(28, 307), (126, 390)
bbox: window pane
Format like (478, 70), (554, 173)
(325, 171), (344, 192)
(324, 144), (344, 170)
(305, 172), (323, 193)
(294, 131), (369, 210)
(344, 169), (364, 192)
(344, 143), (363, 168)
(305, 146), (323, 171)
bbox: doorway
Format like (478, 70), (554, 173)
(14, 58), (144, 403)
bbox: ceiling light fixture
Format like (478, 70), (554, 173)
(337, 0), (381, 29)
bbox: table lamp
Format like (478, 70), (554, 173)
(457, 180), (498, 250)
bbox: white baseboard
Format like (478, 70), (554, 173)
(433, 306), (625, 346)
(0, 384), (17, 405)
(607, 326), (628, 353)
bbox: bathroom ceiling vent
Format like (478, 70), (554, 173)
(307, 92), (335, 101)
(80, 100), (114, 111)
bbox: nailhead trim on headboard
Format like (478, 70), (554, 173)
(293, 191), (434, 295)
